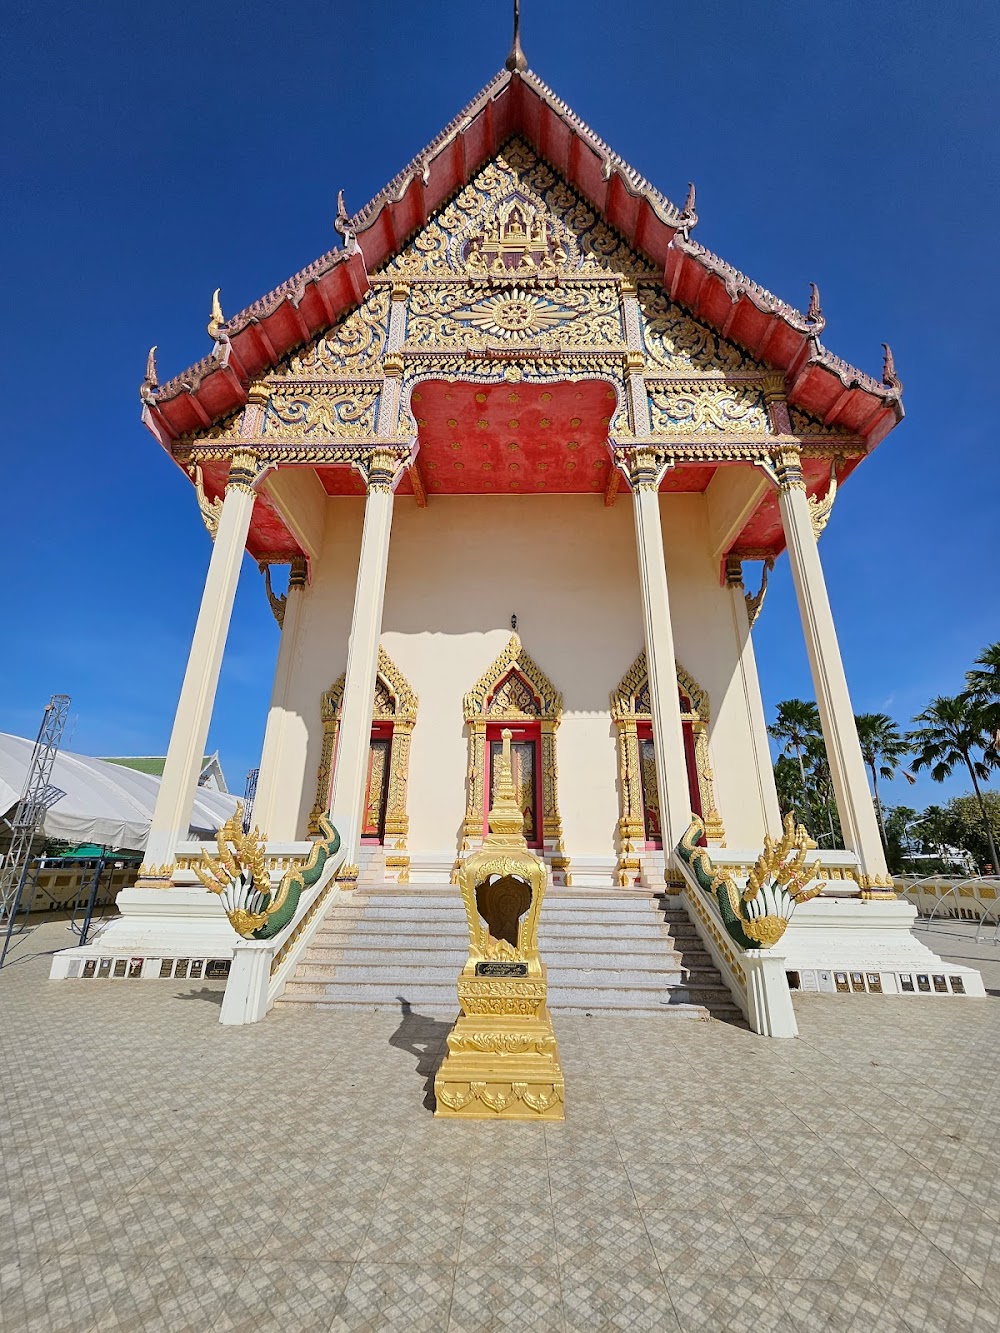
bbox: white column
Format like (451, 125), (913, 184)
(725, 556), (782, 838)
(251, 556), (308, 839)
(143, 451), (261, 871)
(328, 450), (402, 859)
(773, 447), (889, 882)
(626, 449), (693, 852)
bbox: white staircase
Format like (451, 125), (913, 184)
(277, 883), (741, 1020)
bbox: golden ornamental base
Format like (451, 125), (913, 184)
(435, 728), (565, 1121)
(434, 1008), (565, 1121)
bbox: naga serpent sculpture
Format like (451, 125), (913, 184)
(194, 803), (341, 940)
(677, 812), (825, 949)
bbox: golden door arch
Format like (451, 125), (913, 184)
(611, 651), (725, 886)
(310, 647), (418, 879)
(460, 633), (567, 878)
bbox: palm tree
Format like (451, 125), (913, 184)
(966, 642), (1000, 738)
(855, 713), (910, 851)
(908, 695), (1000, 873)
(768, 700), (822, 791)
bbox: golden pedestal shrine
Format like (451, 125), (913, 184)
(434, 729), (565, 1120)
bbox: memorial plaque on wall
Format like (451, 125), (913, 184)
(475, 961), (528, 977)
(113, 959), (127, 978)
(933, 974), (948, 993)
(900, 974), (915, 992)
(97, 958), (111, 978)
(190, 960), (204, 980)
(817, 971), (835, 993)
(159, 959), (173, 978)
(128, 958), (143, 978)
(174, 959), (189, 979)
(917, 974), (931, 992)
(867, 973), (883, 994)
(83, 960), (96, 978)
(206, 959), (231, 979)
(834, 972), (850, 993)
(950, 976), (966, 994)
(850, 972), (866, 992)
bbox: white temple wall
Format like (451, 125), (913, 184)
(266, 490), (774, 858)
(381, 495), (638, 858)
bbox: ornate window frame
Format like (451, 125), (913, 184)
(460, 634), (566, 876)
(610, 651), (724, 886)
(309, 647), (418, 879)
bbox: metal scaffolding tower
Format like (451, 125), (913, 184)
(0, 694), (70, 920)
(242, 767), (259, 833)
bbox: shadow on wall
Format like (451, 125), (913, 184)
(388, 997), (453, 1112)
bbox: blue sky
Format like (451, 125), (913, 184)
(2, 0), (997, 812)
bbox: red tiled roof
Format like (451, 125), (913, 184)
(145, 68), (902, 448)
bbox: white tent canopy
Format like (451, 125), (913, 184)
(0, 733), (239, 850)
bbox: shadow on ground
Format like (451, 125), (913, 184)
(388, 997), (452, 1112)
(174, 987), (225, 1005)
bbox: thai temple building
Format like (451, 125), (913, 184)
(51, 31), (984, 1022)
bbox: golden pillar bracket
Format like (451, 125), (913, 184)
(435, 728), (565, 1121)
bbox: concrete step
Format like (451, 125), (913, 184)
(302, 936), (708, 963)
(276, 882), (739, 1021)
(292, 959), (722, 988)
(279, 976), (736, 1009)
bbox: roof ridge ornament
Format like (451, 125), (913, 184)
(140, 345), (158, 403)
(806, 283), (826, 334)
(505, 0), (527, 72)
(207, 288), (224, 340)
(334, 189), (358, 254)
(679, 181), (698, 238)
(881, 342), (903, 394)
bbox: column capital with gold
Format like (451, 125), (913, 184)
(763, 445), (805, 493)
(352, 446), (410, 493)
(615, 445), (676, 492)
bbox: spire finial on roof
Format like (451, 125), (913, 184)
(506, 0), (527, 72)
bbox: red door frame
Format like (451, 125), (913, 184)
(485, 722), (543, 849)
(361, 721), (393, 845)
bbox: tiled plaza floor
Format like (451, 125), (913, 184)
(3, 916), (1000, 1331)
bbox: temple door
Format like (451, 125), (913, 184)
(486, 723), (542, 848)
(362, 725), (392, 843)
(636, 720), (702, 848)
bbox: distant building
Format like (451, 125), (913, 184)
(101, 752), (228, 794)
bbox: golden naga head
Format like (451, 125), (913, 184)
(193, 803), (271, 938)
(739, 813), (826, 947)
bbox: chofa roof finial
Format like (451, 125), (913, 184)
(506, 0), (527, 72)
(334, 189), (358, 253)
(207, 289), (224, 340)
(806, 283), (826, 333)
(334, 189), (350, 238)
(143, 345), (158, 392)
(679, 181), (698, 237)
(882, 342), (903, 394)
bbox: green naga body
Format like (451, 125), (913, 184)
(195, 805), (341, 940)
(677, 817), (760, 949)
(252, 815), (341, 939)
(676, 814), (824, 951)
